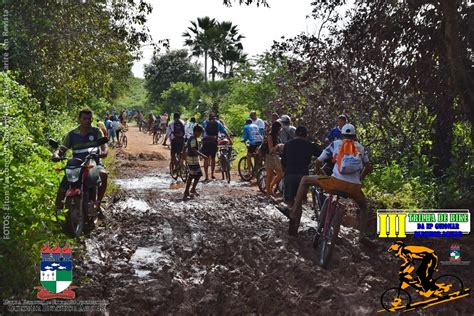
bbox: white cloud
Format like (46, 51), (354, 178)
(45, 266), (52, 270)
(58, 266), (66, 270)
(51, 263), (60, 267)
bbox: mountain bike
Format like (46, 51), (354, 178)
(238, 146), (264, 181)
(312, 190), (349, 268)
(152, 127), (162, 145)
(218, 144), (236, 183)
(381, 274), (465, 312)
(169, 152), (188, 182)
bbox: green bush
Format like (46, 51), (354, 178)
(221, 104), (251, 136)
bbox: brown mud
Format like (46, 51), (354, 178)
(75, 125), (473, 315)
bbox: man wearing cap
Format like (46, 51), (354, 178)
(286, 123), (372, 242)
(250, 110), (265, 136)
(324, 114), (347, 144)
(278, 115), (296, 144)
(281, 126), (322, 208)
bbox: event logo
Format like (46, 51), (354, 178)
(377, 210), (470, 238)
(34, 245), (77, 300)
(379, 242), (470, 313)
(440, 244), (471, 266)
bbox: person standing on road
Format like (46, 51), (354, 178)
(202, 113), (230, 181)
(278, 115), (296, 144)
(280, 126), (322, 210)
(161, 112), (169, 146)
(185, 117), (196, 141)
(250, 110), (265, 136)
(265, 121), (283, 197)
(166, 113), (186, 169)
(183, 124), (208, 200)
(137, 111), (144, 131)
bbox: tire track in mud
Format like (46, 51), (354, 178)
(74, 126), (474, 315)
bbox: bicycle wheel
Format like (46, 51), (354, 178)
(169, 160), (178, 180)
(381, 287), (412, 312)
(179, 161), (188, 182)
(256, 167), (267, 193)
(238, 156), (253, 181)
(122, 135), (127, 148)
(433, 274), (464, 296)
(318, 203), (342, 268)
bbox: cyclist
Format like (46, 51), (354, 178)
(183, 124), (208, 200)
(278, 115), (296, 144)
(202, 113), (230, 181)
(166, 112), (186, 170)
(161, 112), (169, 146)
(242, 118), (264, 172)
(324, 114), (347, 144)
(286, 124), (372, 239)
(280, 126), (322, 210)
(52, 109), (108, 213)
(250, 110), (265, 136)
(388, 241), (439, 296)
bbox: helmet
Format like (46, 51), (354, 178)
(341, 123), (356, 135)
(388, 241), (405, 255)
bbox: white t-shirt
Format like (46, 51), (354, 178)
(252, 118), (265, 133)
(317, 139), (369, 184)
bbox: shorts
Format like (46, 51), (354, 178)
(60, 165), (106, 190)
(316, 176), (366, 207)
(284, 173), (305, 202)
(171, 138), (185, 156)
(248, 142), (262, 154)
(107, 129), (115, 139)
(187, 156), (202, 178)
(201, 141), (218, 158)
(265, 154), (282, 171)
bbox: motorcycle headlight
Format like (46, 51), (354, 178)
(65, 167), (81, 183)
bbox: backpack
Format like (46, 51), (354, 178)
(205, 120), (218, 136)
(336, 140), (363, 174)
(173, 120), (185, 138)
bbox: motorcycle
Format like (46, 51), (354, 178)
(49, 137), (108, 237)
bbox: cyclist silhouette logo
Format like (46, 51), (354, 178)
(380, 241), (470, 312)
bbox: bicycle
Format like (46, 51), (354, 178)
(169, 152), (188, 182)
(238, 146), (265, 181)
(312, 190), (349, 268)
(380, 274), (465, 312)
(217, 144), (236, 183)
(152, 127), (163, 145)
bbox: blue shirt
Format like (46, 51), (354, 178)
(325, 126), (342, 142)
(242, 123), (263, 145)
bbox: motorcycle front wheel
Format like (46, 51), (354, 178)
(65, 195), (84, 238)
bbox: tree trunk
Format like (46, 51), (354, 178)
(204, 51), (208, 82)
(439, 0), (474, 133)
(211, 58), (216, 81)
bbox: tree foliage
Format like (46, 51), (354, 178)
(160, 82), (200, 114)
(2, 0), (152, 113)
(144, 49), (203, 106)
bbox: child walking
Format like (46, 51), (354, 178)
(183, 124), (207, 200)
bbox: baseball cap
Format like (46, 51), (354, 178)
(279, 115), (291, 123)
(341, 123), (356, 135)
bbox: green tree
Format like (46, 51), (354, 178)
(144, 49), (203, 106)
(160, 82), (200, 114)
(2, 0), (152, 113)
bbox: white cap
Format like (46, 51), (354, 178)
(279, 115), (291, 123)
(341, 123), (356, 135)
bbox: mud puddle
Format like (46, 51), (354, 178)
(75, 169), (474, 315)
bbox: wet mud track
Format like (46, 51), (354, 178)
(74, 127), (473, 315)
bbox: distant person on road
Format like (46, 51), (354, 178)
(183, 124), (208, 200)
(185, 117), (196, 141)
(106, 116), (116, 145)
(324, 114), (347, 144)
(278, 115), (296, 144)
(137, 111), (144, 131)
(250, 110), (265, 136)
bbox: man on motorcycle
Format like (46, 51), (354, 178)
(52, 109), (108, 213)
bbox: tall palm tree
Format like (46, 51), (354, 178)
(216, 21), (245, 78)
(183, 17), (217, 82)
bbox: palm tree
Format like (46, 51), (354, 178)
(183, 17), (217, 82)
(216, 21), (245, 78)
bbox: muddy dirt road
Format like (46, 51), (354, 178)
(75, 125), (473, 315)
